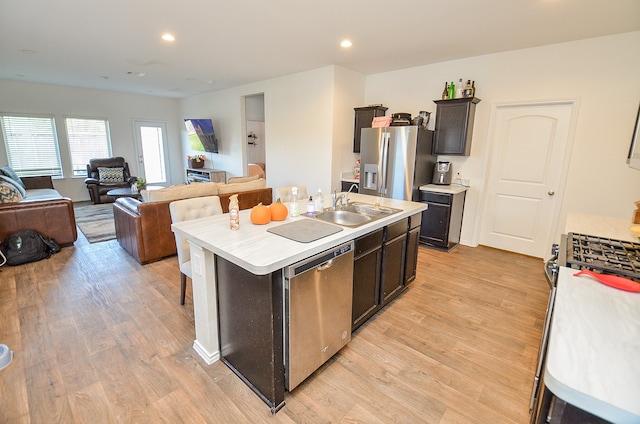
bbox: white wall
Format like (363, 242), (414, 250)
(179, 66), (360, 200)
(331, 67), (365, 192)
(364, 31), (640, 247)
(0, 80), (180, 201)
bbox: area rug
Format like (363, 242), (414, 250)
(75, 203), (116, 243)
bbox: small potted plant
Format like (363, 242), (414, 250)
(136, 177), (147, 190)
(188, 154), (206, 169)
(130, 177), (146, 193)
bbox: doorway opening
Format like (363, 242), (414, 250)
(244, 94), (266, 179)
(133, 120), (170, 186)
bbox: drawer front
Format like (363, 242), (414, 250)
(420, 191), (452, 205)
(409, 212), (422, 230)
(386, 218), (408, 241)
(355, 228), (383, 257)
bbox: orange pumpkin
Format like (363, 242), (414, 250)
(270, 198), (288, 221)
(250, 203), (271, 225)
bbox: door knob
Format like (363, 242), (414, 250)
(548, 190), (555, 196)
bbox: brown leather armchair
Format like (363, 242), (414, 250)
(84, 157), (137, 204)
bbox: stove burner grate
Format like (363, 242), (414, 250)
(567, 233), (640, 282)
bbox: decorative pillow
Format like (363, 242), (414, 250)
(0, 165), (25, 189)
(98, 167), (124, 183)
(0, 182), (24, 203)
(0, 175), (27, 198)
(227, 174), (260, 184)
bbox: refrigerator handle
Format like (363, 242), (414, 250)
(379, 132), (389, 195)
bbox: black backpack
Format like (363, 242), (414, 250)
(0, 229), (61, 266)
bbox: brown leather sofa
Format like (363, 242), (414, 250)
(113, 187), (272, 264)
(0, 176), (77, 246)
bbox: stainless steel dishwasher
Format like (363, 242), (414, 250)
(285, 241), (354, 390)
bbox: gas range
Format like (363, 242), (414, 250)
(532, 232), (640, 423)
(546, 232), (640, 288)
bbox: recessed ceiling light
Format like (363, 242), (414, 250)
(20, 49), (37, 54)
(162, 33), (175, 42)
(340, 40), (352, 48)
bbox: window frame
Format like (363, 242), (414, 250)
(65, 116), (113, 178)
(0, 113), (63, 178)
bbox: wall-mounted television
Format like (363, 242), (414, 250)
(185, 119), (219, 153)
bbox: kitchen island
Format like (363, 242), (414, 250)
(171, 193), (426, 412)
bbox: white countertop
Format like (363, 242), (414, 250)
(544, 266), (640, 423)
(566, 212), (638, 243)
(419, 184), (469, 195)
(340, 171), (359, 183)
(172, 193), (426, 275)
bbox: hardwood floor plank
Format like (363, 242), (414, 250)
(1, 237), (550, 423)
(0, 351), (30, 423)
(154, 388), (208, 424)
(68, 381), (119, 424)
(24, 357), (75, 423)
(89, 345), (162, 423)
(49, 316), (99, 394)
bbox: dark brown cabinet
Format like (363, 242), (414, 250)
(404, 213), (422, 285)
(432, 97), (480, 156)
(419, 190), (466, 251)
(353, 105), (387, 153)
(352, 229), (383, 330)
(341, 180), (359, 192)
(352, 214), (419, 330)
(381, 218), (408, 305)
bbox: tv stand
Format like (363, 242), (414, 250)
(185, 167), (226, 184)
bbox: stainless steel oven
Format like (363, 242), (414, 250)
(529, 241), (560, 423)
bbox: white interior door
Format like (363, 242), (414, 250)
(133, 120), (170, 186)
(480, 101), (575, 258)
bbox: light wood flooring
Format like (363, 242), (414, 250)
(0, 229), (549, 423)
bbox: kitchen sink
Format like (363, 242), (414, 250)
(315, 210), (373, 227)
(313, 202), (401, 228)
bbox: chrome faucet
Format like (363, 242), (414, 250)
(332, 184), (358, 209)
(332, 188), (345, 209)
(346, 183), (358, 206)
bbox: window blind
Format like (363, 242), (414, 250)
(66, 117), (112, 177)
(0, 115), (63, 177)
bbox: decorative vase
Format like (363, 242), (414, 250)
(189, 159), (205, 168)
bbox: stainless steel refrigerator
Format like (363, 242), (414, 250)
(359, 126), (436, 201)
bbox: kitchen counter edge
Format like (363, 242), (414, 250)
(172, 193), (426, 275)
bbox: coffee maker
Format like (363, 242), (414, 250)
(432, 161), (452, 185)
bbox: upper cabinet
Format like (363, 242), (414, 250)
(353, 105), (387, 153)
(432, 97), (480, 156)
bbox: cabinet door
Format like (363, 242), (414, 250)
(433, 98), (480, 156)
(354, 106), (387, 153)
(341, 181), (359, 192)
(420, 202), (451, 248)
(381, 233), (407, 305)
(404, 226), (420, 285)
(352, 248), (382, 330)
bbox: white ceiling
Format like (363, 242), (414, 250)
(1, 0), (639, 98)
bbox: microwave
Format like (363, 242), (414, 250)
(627, 102), (640, 171)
